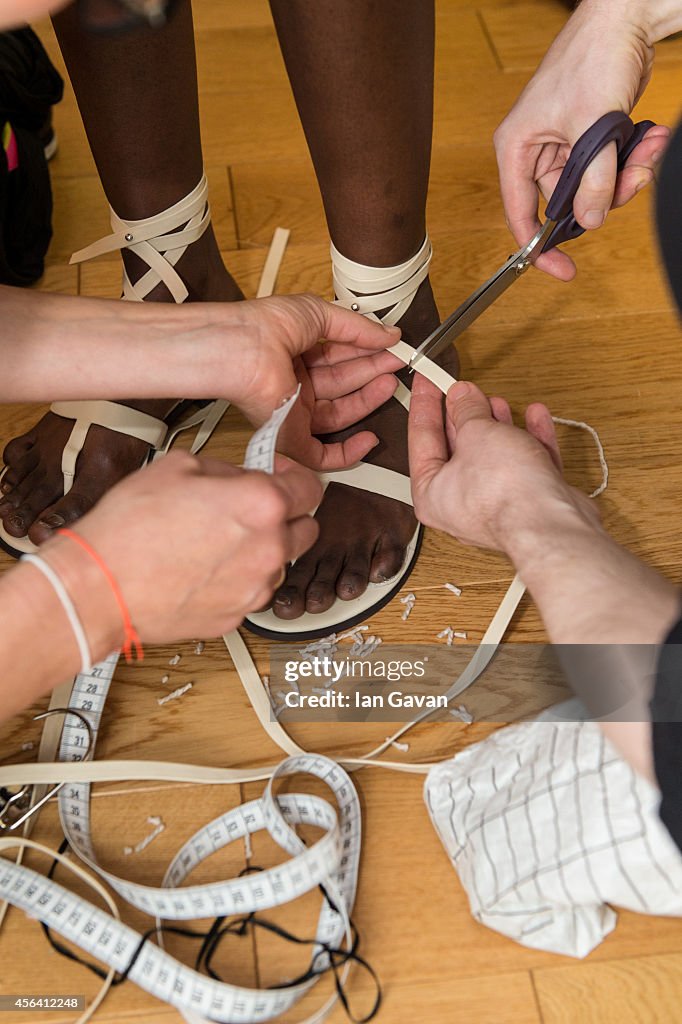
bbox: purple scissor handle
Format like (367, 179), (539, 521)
(541, 111), (656, 252)
(408, 110), (658, 369)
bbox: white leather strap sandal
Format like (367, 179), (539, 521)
(244, 236), (436, 641)
(0, 175), (229, 558)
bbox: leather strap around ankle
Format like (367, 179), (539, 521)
(331, 234), (432, 325)
(70, 175), (211, 304)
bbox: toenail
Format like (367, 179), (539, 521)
(38, 514), (66, 529)
(274, 593), (292, 607)
(7, 514), (25, 531)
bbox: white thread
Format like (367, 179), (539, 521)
(387, 739), (410, 752)
(552, 416), (609, 498)
(168, 654), (181, 666)
(437, 626), (455, 646)
(449, 705), (474, 724)
(444, 583), (462, 597)
(400, 592), (416, 621)
(123, 816), (165, 856)
(157, 683), (192, 706)
(22, 554), (92, 673)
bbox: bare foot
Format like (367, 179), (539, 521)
(272, 277), (459, 619)
(0, 226), (241, 551)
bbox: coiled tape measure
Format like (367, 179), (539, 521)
(0, 393), (367, 1024)
(0, 343), (606, 1023)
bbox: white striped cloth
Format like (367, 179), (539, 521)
(425, 711), (682, 957)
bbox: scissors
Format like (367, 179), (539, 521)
(408, 111), (656, 370)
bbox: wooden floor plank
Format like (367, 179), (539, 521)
(533, 953), (682, 1023)
(481, 0), (682, 73)
(4, 2), (682, 1023)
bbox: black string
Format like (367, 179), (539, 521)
(39, 850), (381, 1022)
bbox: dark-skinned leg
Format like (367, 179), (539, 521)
(268, 0), (455, 619)
(0, 0), (240, 546)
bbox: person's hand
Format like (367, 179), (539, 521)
(493, 0), (670, 281)
(228, 294), (403, 470)
(45, 451), (323, 643)
(408, 376), (598, 552)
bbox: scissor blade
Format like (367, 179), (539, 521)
(409, 221), (555, 369)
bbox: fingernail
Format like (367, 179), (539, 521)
(449, 381), (471, 401)
(582, 210), (605, 229)
(38, 513), (65, 529)
(382, 324), (400, 335)
(634, 177), (651, 194)
(652, 148), (665, 165)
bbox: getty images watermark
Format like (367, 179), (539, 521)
(282, 651), (445, 712)
(266, 641), (678, 723)
(268, 641), (570, 723)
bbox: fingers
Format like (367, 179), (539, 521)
(408, 373), (449, 493)
(306, 429), (380, 472)
(311, 374), (398, 433)
(495, 137), (544, 252)
(525, 402), (563, 471)
(445, 380), (495, 431)
(612, 125), (671, 209)
(285, 514), (320, 563)
(572, 140), (617, 231)
(490, 396), (513, 425)
(496, 141), (577, 282)
(185, 454), (245, 480)
(317, 297), (402, 350)
(304, 341), (403, 374)
(532, 249), (577, 282)
(306, 349), (403, 398)
(270, 459), (323, 519)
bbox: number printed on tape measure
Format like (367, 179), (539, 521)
(0, 996), (85, 1011)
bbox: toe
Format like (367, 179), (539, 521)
(28, 489), (95, 546)
(336, 545), (372, 601)
(1, 468), (60, 538)
(3, 433), (35, 467)
(1, 446), (39, 497)
(369, 537), (407, 584)
(272, 556), (318, 620)
(305, 549), (345, 614)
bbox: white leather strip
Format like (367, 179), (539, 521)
(388, 339), (458, 395)
(256, 227), (290, 298)
(51, 401), (168, 447)
(70, 176), (210, 305)
(393, 380), (412, 410)
(331, 235), (432, 327)
(50, 402), (167, 491)
(60, 420), (88, 490)
(321, 462), (413, 506)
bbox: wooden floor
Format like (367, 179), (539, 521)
(2, 0), (682, 1021)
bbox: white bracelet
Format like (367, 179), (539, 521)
(22, 553), (93, 674)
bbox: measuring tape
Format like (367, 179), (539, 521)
(1, 754), (360, 1024)
(0, 240), (610, 1022)
(0, 390), (369, 1024)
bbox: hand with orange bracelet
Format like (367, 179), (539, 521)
(1, 452), (322, 721)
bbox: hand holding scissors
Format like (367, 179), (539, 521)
(409, 112), (656, 370)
